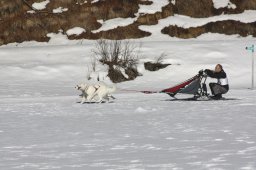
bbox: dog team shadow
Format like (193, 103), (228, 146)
(163, 97), (239, 102)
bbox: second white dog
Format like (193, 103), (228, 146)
(91, 82), (116, 103)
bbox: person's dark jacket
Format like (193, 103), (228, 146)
(205, 69), (229, 91)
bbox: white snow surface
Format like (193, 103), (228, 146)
(32, 0), (50, 10)
(212, 0), (236, 9)
(1, 39), (256, 170)
(1, 3), (256, 170)
(93, 18), (135, 33)
(52, 7), (68, 14)
(66, 27), (86, 36)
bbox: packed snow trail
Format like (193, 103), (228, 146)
(0, 90), (256, 170)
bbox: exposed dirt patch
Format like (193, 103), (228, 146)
(1, 0), (256, 45)
(174, 0), (215, 17)
(161, 20), (256, 39)
(70, 23), (151, 40)
(144, 62), (171, 71)
(136, 3), (174, 25)
(0, 0), (142, 45)
(108, 66), (139, 83)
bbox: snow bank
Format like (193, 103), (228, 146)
(1, 39), (255, 93)
(212, 0), (236, 9)
(139, 10), (256, 40)
(66, 27), (86, 36)
(32, 0), (50, 10)
(53, 7), (68, 13)
(46, 32), (71, 45)
(93, 18), (135, 33)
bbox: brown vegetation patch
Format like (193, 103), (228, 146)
(98, 24), (151, 40)
(0, 0), (141, 45)
(1, 0), (256, 45)
(136, 3), (174, 25)
(230, 0), (256, 11)
(69, 23), (151, 40)
(108, 66), (139, 83)
(144, 62), (171, 71)
(174, 0), (215, 18)
(108, 67), (127, 83)
(138, 0), (153, 5)
(161, 20), (256, 39)
(0, 0), (28, 20)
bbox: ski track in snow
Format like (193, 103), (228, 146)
(0, 90), (256, 170)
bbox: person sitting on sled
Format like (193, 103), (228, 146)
(204, 64), (229, 99)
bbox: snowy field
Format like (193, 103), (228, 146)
(2, 0), (256, 169)
(0, 89), (256, 170)
(1, 38), (256, 170)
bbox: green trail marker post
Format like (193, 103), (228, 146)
(246, 44), (254, 89)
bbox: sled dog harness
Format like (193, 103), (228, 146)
(86, 85), (100, 91)
(79, 84), (100, 92)
(93, 85), (100, 91)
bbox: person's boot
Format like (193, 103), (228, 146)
(211, 94), (222, 100)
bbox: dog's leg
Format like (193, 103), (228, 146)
(87, 95), (93, 103)
(96, 95), (103, 103)
(90, 88), (100, 102)
(103, 95), (109, 102)
(81, 96), (86, 104)
(87, 91), (98, 102)
(81, 91), (88, 104)
(109, 95), (116, 100)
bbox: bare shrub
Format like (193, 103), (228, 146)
(92, 39), (141, 83)
(155, 52), (167, 64)
(93, 39), (139, 68)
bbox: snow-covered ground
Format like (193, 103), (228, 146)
(0, 89), (256, 170)
(1, 2), (256, 169)
(1, 38), (256, 170)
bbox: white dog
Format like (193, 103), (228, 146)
(75, 82), (116, 103)
(91, 82), (116, 103)
(75, 83), (100, 103)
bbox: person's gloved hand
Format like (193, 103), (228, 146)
(198, 69), (204, 75)
(204, 69), (211, 74)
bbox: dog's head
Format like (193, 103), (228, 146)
(75, 83), (88, 91)
(75, 85), (81, 90)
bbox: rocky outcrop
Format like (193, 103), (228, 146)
(161, 20), (256, 39)
(0, 0), (27, 20)
(144, 62), (171, 71)
(0, 0), (142, 45)
(136, 3), (174, 25)
(174, 0), (215, 17)
(1, 0), (256, 45)
(231, 0), (256, 11)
